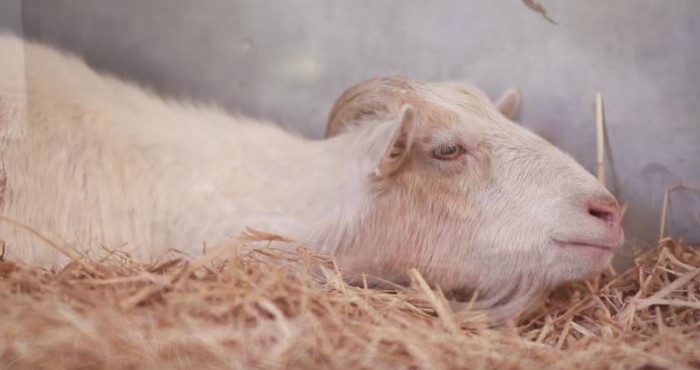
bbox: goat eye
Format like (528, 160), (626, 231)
(433, 144), (463, 160)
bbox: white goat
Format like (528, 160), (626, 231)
(0, 34), (623, 321)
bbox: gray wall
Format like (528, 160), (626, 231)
(2, 0), (699, 257)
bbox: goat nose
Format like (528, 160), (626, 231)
(587, 197), (622, 231)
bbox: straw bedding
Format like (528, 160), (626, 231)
(0, 231), (698, 370)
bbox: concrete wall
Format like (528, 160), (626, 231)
(1, 0), (698, 256)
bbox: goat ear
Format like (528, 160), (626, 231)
(376, 104), (417, 177)
(495, 88), (522, 120)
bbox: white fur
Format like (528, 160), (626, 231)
(0, 35), (623, 322)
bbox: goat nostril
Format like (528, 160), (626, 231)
(587, 199), (621, 227)
(589, 208), (614, 223)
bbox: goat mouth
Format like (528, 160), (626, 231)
(553, 239), (617, 252)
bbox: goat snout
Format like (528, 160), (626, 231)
(587, 197), (623, 234)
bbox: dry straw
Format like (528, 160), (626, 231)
(0, 231), (698, 369)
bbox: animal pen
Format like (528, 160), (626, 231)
(1, 1), (699, 369)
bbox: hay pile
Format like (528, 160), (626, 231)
(0, 232), (698, 370)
